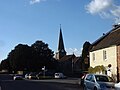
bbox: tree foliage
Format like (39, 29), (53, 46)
(0, 40), (55, 72)
(31, 41), (54, 70)
(81, 41), (91, 59)
(0, 59), (11, 71)
(8, 44), (34, 71)
(31, 41), (54, 61)
(81, 41), (91, 71)
(88, 65), (106, 74)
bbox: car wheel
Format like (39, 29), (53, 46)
(94, 87), (97, 90)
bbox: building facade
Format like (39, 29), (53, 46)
(90, 24), (120, 82)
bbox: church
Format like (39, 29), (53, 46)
(55, 26), (83, 77)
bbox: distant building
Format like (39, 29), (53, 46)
(89, 24), (120, 82)
(55, 26), (82, 77)
(55, 26), (66, 60)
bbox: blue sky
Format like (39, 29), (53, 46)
(0, 0), (120, 61)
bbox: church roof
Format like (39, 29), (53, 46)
(58, 26), (65, 52)
(58, 54), (81, 63)
(73, 57), (82, 63)
(59, 55), (75, 62)
(91, 25), (120, 51)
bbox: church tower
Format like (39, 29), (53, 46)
(55, 25), (66, 60)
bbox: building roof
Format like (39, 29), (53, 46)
(58, 26), (66, 52)
(73, 57), (82, 63)
(59, 54), (82, 63)
(59, 54), (75, 62)
(91, 25), (120, 51)
(55, 25), (66, 60)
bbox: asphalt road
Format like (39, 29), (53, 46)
(1, 80), (82, 90)
(0, 74), (83, 90)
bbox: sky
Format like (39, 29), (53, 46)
(0, 0), (120, 61)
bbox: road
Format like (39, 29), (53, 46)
(0, 74), (83, 90)
(1, 80), (82, 90)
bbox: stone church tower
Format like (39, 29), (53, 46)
(55, 25), (66, 60)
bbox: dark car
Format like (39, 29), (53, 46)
(83, 74), (115, 90)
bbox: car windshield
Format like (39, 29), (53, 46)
(95, 75), (113, 82)
(55, 73), (59, 76)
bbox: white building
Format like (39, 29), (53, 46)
(90, 25), (120, 82)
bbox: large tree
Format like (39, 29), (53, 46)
(8, 44), (33, 71)
(0, 59), (11, 71)
(5, 40), (54, 72)
(31, 40), (54, 69)
(81, 41), (91, 71)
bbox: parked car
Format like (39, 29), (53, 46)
(115, 82), (120, 90)
(36, 72), (43, 79)
(28, 72), (37, 79)
(36, 71), (54, 79)
(83, 74), (115, 90)
(25, 73), (30, 79)
(54, 73), (66, 79)
(13, 74), (24, 80)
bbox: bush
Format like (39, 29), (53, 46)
(88, 65), (106, 74)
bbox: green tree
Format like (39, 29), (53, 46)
(81, 41), (91, 71)
(0, 59), (11, 71)
(82, 41), (91, 59)
(88, 67), (94, 73)
(88, 65), (106, 74)
(8, 44), (33, 71)
(31, 40), (54, 70)
(4, 40), (55, 72)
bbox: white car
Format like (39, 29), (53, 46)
(54, 73), (66, 79)
(25, 73), (30, 79)
(83, 74), (115, 90)
(13, 75), (23, 80)
(115, 82), (120, 90)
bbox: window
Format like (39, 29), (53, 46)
(86, 75), (92, 81)
(95, 75), (110, 82)
(86, 75), (94, 82)
(103, 50), (107, 60)
(92, 53), (95, 61)
(90, 75), (95, 82)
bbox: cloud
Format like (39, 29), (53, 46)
(86, 0), (120, 23)
(111, 6), (120, 23)
(30, 0), (46, 5)
(86, 0), (113, 14)
(29, 0), (61, 5)
(66, 48), (81, 56)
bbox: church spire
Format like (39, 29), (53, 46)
(58, 24), (65, 51)
(55, 25), (66, 60)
